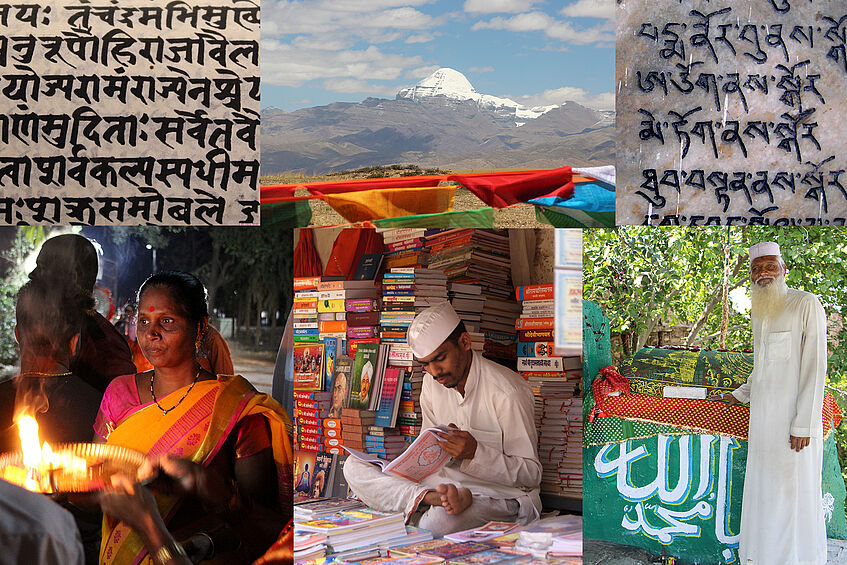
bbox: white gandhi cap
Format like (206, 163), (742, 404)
(407, 301), (461, 358)
(748, 241), (781, 261)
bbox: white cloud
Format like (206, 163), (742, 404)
(463, 0), (537, 13)
(261, 40), (425, 87)
(262, 1), (441, 37)
(260, 1), (444, 91)
(321, 78), (399, 96)
(469, 66), (495, 73)
(406, 32), (437, 43)
(560, 0), (614, 19)
(472, 11), (613, 45)
(407, 65), (441, 79)
(513, 86), (615, 110)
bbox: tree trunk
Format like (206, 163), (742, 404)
(684, 255), (747, 346)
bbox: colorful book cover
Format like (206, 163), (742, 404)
(326, 355), (353, 419)
(515, 284), (554, 301)
(389, 538), (455, 556)
(296, 508), (401, 533)
(294, 450), (318, 494)
(353, 253), (385, 280)
(514, 317), (555, 330)
(294, 343), (324, 391)
(418, 541), (493, 560)
(516, 341), (557, 357)
(308, 451), (334, 498)
(374, 366), (404, 428)
(323, 337), (338, 390)
(319, 320), (347, 334)
(349, 343), (380, 410)
(445, 549), (530, 565)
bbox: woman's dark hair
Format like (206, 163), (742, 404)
(136, 270), (208, 325)
(16, 280), (93, 357)
(29, 234), (99, 296)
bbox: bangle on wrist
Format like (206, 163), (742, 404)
(151, 540), (187, 565)
(196, 531), (216, 560)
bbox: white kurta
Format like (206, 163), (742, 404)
(0, 479), (84, 565)
(344, 351), (542, 532)
(419, 350), (543, 523)
(731, 288), (828, 565)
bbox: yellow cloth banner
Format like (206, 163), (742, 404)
(322, 184), (457, 222)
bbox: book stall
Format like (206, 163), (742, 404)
(291, 228), (583, 564)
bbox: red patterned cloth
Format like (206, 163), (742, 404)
(592, 366), (842, 439)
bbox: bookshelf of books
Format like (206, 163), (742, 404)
(292, 228), (583, 513)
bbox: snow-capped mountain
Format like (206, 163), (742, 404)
(260, 68), (615, 175)
(397, 68), (559, 122)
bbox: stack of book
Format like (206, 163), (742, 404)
(340, 407), (376, 452)
(345, 298), (381, 356)
(425, 229), (518, 362)
(364, 426), (407, 460)
(293, 277), (335, 506)
(293, 277), (321, 346)
(448, 281), (485, 334)
(480, 295), (521, 361)
(293, 529), (327, 562)
(294, 390), (332, 453)
(317, 280), (379, 357)
(397, 361), (424, 438)
(380, 228), (429, 270)
(515, 284), (557, 378)
(379, 267), (448, 441)
(515, 283), (582, 499)
(295, 506), (408, 557)
(535, 395), (581, 497)
(561, 397), (584, 496)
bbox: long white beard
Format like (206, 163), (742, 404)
(750, 273), (788, 320)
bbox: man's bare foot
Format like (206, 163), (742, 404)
(436, 484), (472, 515)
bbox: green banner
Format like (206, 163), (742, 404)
(371, 207), (495, 228)
(584, 430), (847, 564)
(581, 309), (847, 563)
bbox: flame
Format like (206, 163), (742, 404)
(13, 415), (87, 492)
(17, 415), (41, 468)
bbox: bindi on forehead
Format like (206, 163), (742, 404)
(149, 306), (155, 312)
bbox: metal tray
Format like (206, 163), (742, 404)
(0, 443), (146, 493)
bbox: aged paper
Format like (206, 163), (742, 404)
(0, 0), (260, 224)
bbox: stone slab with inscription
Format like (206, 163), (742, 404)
(616, 0), (847, 226)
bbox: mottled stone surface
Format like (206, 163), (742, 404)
(616, 0), (847, 226)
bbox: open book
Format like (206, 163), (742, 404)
(343, 425), (452, 483)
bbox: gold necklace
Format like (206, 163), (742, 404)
(151, 370), (201, 415)
(19, 371), (72, 377)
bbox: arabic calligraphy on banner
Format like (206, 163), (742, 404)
(586, 434), (744, 564)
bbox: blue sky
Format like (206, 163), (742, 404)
(260, 0), (615, 112)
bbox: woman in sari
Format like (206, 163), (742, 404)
(93, 271), (293, 564)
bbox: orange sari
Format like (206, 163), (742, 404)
(100, 375), (293, 565)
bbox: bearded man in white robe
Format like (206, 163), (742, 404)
(722, 241), (828, 565)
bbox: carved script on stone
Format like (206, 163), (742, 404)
(616, 0), (847, 226)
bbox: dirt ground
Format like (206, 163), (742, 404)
(261, 170), (549, 228)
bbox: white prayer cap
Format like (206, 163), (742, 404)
(749, 242), (782, 261)
(407, 301), (461, 358)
